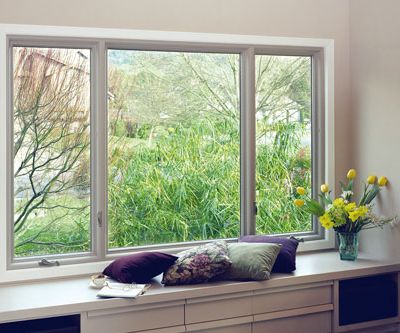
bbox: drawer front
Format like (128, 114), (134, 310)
(82, 303), (184, 333)
(190, 323), (252, 333)
(253, 283), (332, 314)
(185, 292), (252, 324)
(131, 326), (186, 333)
(253, 311), (332, 333)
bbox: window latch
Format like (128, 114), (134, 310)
(38, 258), (60, 267)
(254, 202), (258, 215)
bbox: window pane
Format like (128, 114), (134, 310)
(13, 47), (91, 257)
(107, 50), (240, 248)
(255, 55), (312, 234)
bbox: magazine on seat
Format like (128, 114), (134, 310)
(96, 282), (149, 298)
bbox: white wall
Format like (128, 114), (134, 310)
(350, 0), (400, 258)
(2, 0), (399, 262)
(0, 0), (351, 189)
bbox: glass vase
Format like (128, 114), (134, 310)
(337, 232), (359, 261)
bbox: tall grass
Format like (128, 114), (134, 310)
(16, 118), (311, 254)
(108, 118), (240, 247)
(256, 122), (312, 234)
(14, 196), (90, 257)
(108, 118), (311, 248)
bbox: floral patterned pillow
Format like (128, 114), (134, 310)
(162, 241), (232, 286)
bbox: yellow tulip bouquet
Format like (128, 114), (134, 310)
(294, 169), (395, 233)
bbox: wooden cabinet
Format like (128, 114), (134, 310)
(7, 272), (397, 333)
(3, 252), (398, 333)
(80, 281), (335, 333)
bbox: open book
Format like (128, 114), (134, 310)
(97, 282), (150, 299)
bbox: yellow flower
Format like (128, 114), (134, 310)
(320, 184), (329, 193)
(358, 205), (369, 217)
(319, 212), (331, 224)
(367, 175), (377, 184)
(296, 187), (306, 195)
(319, 213), (334, 229)
(347, 169), (357, 180)
(348, 210), (360, 222)
(294, 199), (305, 207)
(323, 220), (335, 229)
(333, 198), (345, 207)
(378, 176), (388, 187)
(345, 202), (356, 212)
(348, 206), (368, 222)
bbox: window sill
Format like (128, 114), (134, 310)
(3, 229), (335, 283)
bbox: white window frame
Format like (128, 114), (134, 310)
(0, 24), (335, 283)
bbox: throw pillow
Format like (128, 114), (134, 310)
(103, 252), (178, 284)
(222, 242), (281, 281)
(162, 241), (232, 286)
(239, 235), (299, 273)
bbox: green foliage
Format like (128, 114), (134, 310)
(108, 119), (241, 247)
(14, 196), (90, 256)
(107, 119), (311, 247)
(256, 122), (312, 234)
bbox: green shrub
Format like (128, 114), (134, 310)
(108, 118), (311, 248)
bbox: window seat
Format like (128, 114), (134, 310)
(1, 250), (399, 332)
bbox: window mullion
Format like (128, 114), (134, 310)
(240, 48), (256, 236)
(312, 51), (326, 238)
(95, 41), (107, 260)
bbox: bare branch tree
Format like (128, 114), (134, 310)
(13, 47), (90, 252)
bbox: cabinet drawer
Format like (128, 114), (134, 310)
(186, 316), (253, 332)
(253, 311), (332, 333)
(81, 301), (184, 333)
(253, 282), (333, 314)
(189, 323), (252, 333)
(185, 292), (252, 324)
(131, 326), (186, 333)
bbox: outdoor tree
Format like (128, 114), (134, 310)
(13, 47), (91, 255)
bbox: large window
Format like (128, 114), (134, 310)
(6, 34), (331, 268)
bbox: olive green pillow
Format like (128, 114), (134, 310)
(223, 242), (282, 281)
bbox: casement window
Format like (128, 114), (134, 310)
(2, 28), (334, 270)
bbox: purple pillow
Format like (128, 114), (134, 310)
(103, 252), (178, 283)
(239, 235), (299, 273)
